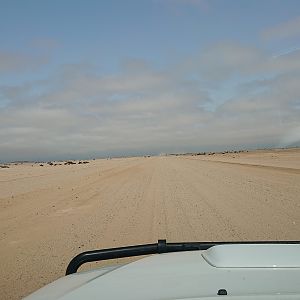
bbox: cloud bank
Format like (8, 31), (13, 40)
(0, 41), (300, 162)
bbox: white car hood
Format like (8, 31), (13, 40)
(24, 244), (300, 300)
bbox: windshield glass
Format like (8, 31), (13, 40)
(0, 1), (299, 299)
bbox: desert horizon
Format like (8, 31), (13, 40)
(1, 145), (299, 165)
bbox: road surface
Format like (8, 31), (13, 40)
(1, 151), (300, 299)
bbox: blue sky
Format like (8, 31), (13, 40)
(1, 0), (300, 161)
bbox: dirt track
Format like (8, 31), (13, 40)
(1, 149), (300, 299)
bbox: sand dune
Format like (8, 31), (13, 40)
(0, 149), (300, 299)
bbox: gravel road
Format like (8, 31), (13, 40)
(1, 150), (300, 299)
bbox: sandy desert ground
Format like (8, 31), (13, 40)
(1, 148), (300, 299)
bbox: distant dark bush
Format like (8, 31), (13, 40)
(64, 161), (76, 165)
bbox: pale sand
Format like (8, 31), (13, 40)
(1, 149), (300, 299)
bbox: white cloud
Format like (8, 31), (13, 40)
(262, 16), (300, 40)
(185, 42), (300, 82)
(0, 51), (47, 74)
